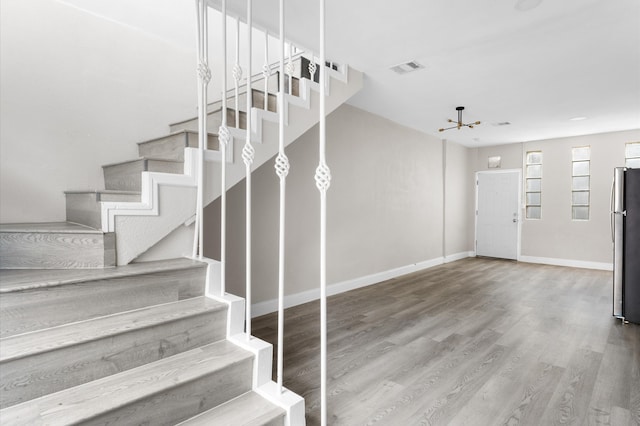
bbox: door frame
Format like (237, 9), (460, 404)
(474, 169), (523, 261)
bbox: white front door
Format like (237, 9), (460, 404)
(476, 170), (520, 260)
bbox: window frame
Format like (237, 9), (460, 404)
(625, 142), (640, 168)
(525, 151), (542, 220)
(571, 145), (590, 221)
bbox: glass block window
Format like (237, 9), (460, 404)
(572, 146), (590, 220)
(626, 142), (640, 168)
(525, 151), (542, 219)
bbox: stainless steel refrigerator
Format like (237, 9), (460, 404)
(612, 167), (640, 324)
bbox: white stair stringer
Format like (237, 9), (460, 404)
(104, 65), (362, 265)
(199, 256), (305, 426)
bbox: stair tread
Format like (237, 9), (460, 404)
(0, 340), (252, 425)
(0, 257), (206, 293)
(178, 391), (285, 426)
(63, 189), (141, 195)
(0, 222), (102, 234)
(137, 129), (218, 146)
(102, 157), (184, 168)
(0, 296), (226, 361)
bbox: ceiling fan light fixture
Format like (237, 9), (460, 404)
(438, 106), (482, 133)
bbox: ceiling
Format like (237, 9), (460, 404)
(56, 0), (640, 147)
(212, 0), (640, 147)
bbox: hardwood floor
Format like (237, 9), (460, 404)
(252, 257), (640, 426)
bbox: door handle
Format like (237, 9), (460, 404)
(512, 218), (517, 223)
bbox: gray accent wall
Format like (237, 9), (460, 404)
(444, 140), (476, 258)
(205, 104), (474, 304)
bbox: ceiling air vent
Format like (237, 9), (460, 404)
(493, 121), (511, 126)
(390, 61), (425, 75)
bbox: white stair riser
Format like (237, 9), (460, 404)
(0, 265), (207, 337)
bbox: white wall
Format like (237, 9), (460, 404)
(0, 0), (198, 222)
(472, 129), (640, 266)
(0, 0), (279, 224)
(205, 104), (474, 305)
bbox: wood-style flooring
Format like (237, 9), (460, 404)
(252, 257), (640, 426)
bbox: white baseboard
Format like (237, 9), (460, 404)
(519, 255), (613, 271)
(444, 251), (475, 263)
(252, 253), (474, 318)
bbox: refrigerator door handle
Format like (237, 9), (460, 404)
(610, 177), (615, 242)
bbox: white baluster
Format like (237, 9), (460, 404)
(317, 0), (330, 424)
(219, 0), (229, 296)
(286, 43), (294, 95)
(276, 0), (288, 394)
(193, 0), (211, 260)
(263, 29), (270, 111)
(244, 0), (254, 340)
(234, 17), (242, 129)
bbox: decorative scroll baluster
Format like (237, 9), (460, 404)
(317, 0), (330, 423)
(263, 29), (270, 111)
(193, 0), (211, 259)
(219, 0), (229, 295)
(276, 0), (288, 394)
(244, 0), (254, 339)
(234, 17), (242, 129)
(286, 43), (294, 95)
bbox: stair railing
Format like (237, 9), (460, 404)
(194, 0), (333, 420)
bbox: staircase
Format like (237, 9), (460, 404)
(0, 54), (362, 425)
(0, 259), (287, 425)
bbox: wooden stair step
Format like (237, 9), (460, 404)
(252, 88), (278, 113)
(169, 72), (280, 133)
(65, 189), (141, 229)
(178, 391), (285, 426)
(0, 296), (227, 408)
(226, 108), (248, 130)
(0, 257), (207, 337)
(275, 72), (301, 97)
(137, 130), (219, 161)
(0, 222), (115, 270)
(0, 340), (253, 426)
(103, 157), (184, 191)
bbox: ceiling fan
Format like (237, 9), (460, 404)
(438, 106), (481, 132)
